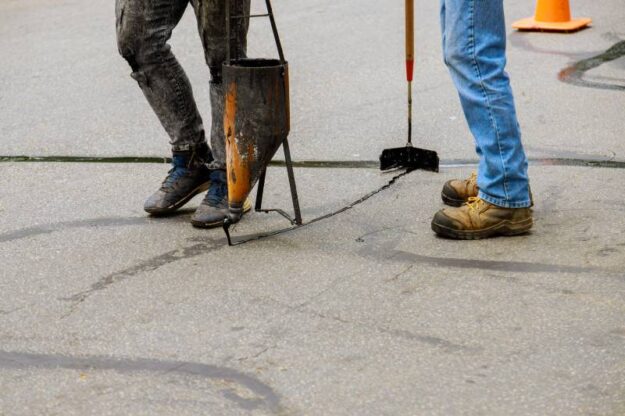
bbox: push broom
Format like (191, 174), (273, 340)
(379, 0), (439, 172)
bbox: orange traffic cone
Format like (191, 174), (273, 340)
(513, 0), (591, 32)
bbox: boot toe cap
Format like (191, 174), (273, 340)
(432, 209), (465, 231)
(442, 181), (460, 197)
(144, 191), (174, 213)
(191, 205), (229, 228)
(441, 181), (465, 206)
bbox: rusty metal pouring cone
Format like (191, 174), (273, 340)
(223, 58), (290, 224)
(221, 0), (300, 239)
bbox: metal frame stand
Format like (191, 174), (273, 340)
(254, 138), (302, 226)
(222, 0), (302, 246)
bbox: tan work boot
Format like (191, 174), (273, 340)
(441, 172), (478, 207)
(431, 197), (533, 240)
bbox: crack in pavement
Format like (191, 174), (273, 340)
(385, 264), (415, 282)
(236, 345), (276, 363)
(226, 170), (412, 245)
(295, 306), (483, 354)
(295, 269), (364, 310)
(227, 286), (481, 355)
(48, 172), (408, 317)
(58, 240), (223, 318)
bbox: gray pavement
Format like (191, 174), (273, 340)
(1, 0), (625, 415)
(1, 0), (624, 161)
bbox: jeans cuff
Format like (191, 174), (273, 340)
(478, 190), (532, 209)
(171, 141), (207, 153)
(207, 160), (226, 170)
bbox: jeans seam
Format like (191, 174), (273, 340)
(162, 52), (190, 148)
(162, 39), (198, 150)
(468, 0), (510, 202)
(165, 1), (196, 149)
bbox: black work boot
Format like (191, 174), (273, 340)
(190, 169), (251, 228)
(144, 143), (212, 216)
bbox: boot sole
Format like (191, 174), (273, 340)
(190, 199), (253, 229)
(431, 217), (533, 240)
(145, 181), (210, 216)
(441, 192), (466, 207)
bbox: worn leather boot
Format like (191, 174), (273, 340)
(441, 172), (479, 207)
(431, 197), (533, 240)
(144, 143), (212, 215)
(190, 169), (251, 228)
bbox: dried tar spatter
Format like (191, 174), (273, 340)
(559, 40), (625, 91)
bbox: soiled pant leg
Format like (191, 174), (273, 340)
(440, 0), (531, 208)
(191, 0), (250, 170)
(116, 0), (208, 154)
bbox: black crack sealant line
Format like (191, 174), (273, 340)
(226, 156), (625, 245)
(4, 155), (625, 169)
(223, 169), (412, 246)
(4, 155), (625, 245)
(559, 40), (625, 91)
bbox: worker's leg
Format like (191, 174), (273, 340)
(190, 0), (252, 228)
(116, 0), (212, 215)
(190, 0), (251, 170)
(432, 0), (532, 239)
(440, 0), (531, 208)
(116, 0), (209, 156)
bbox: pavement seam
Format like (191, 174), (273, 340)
(3, 155), (625, 169)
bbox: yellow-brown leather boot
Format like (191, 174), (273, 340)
(441, 172), (479, 207)
(431, 197), (533, 240)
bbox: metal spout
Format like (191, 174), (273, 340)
(222, 204), (244, 246)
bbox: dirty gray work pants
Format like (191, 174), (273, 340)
(116, 0), (250, 169)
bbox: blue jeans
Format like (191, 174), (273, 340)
(440, 0), (531, 208)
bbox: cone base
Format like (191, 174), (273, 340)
(512, 16), (591, 32)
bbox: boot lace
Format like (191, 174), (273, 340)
(466, 196), (484, 212)
(160, 166), (190, 191)
(468, 172), (477, 185)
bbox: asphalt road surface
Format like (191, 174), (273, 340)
(1, 0), (624, 414)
